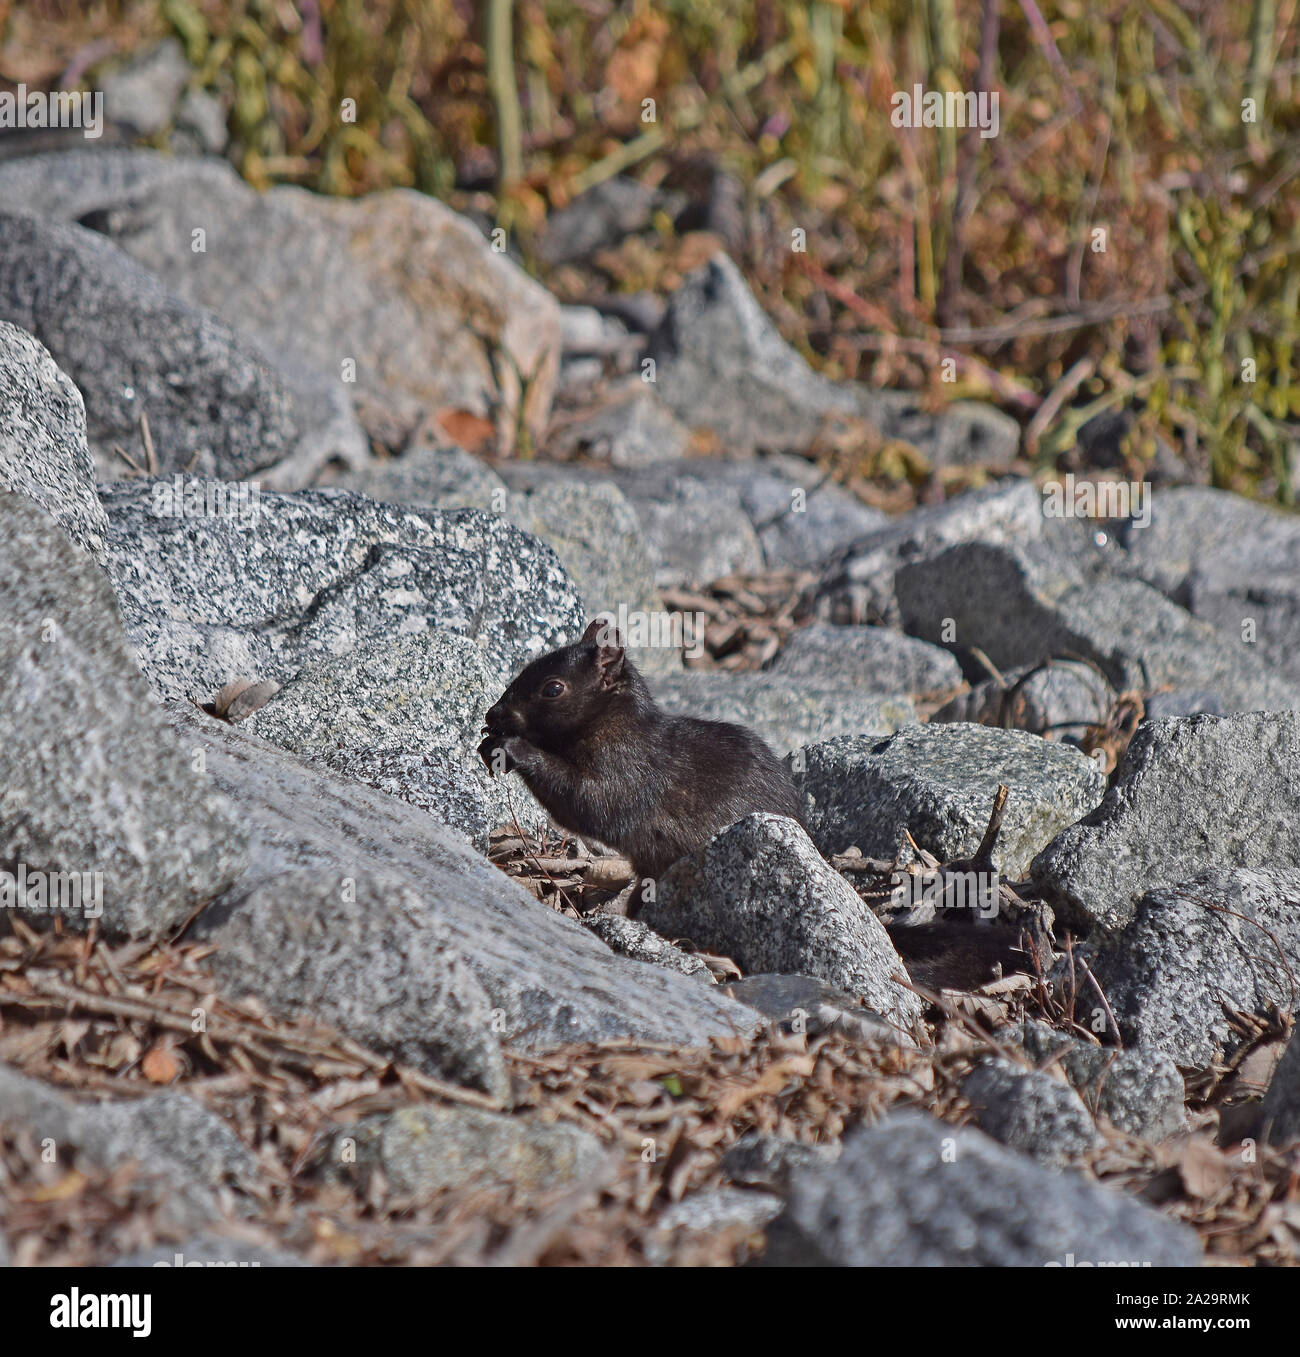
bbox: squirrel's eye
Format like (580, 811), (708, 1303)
(540, 679), (566, 698)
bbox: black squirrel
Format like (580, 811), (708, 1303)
(478, 619), (803, 883)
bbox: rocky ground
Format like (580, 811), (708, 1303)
(1, 142), (1299, 1268)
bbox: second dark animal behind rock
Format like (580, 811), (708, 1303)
(478, 619), (803, 883)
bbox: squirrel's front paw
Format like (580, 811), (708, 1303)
(478, 733), (529, 777)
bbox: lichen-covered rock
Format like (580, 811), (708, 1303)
(1074, 869), (1300, 1067)
(584, 916), (713, 981)
(0, 150), (561, 447)
(646, 254), (1017, 467)
(817, 479), (1043, 625)
(171, 707), (760, 1052)
(0, 320), (108, 558)
(960, 1058), (1103, 1166)
(653, 670), (915, 755)
(0, 212), (362, 482)
(0, 492), (246, 938)
(896, 539), (1300, 714)
(1013, 1020), (1187, 1142)
(1032, 713), (1300, 933)
(772, 622), (962, 697)
(197, 870), (509, 1098)
(329, 1104), (609, 1198)
(793, 723), (1105, 878)
(641, 813), (922, 1027)
(98, 481), (586, 701)
(763, 1110), (1203, 1266)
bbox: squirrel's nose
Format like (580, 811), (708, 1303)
(485, 700), (516, 732)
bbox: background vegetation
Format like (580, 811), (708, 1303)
(3, 0), (1298, 498)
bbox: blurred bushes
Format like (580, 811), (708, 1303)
(5, 0), (1299, 496)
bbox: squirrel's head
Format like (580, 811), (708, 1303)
(483, 617), (639, 748)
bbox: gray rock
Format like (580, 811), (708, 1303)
(960, 1058), (1103, 1166)
(0, 150), (561, 447)
(1261, 1026), (1300, 1148)
(584, 916), (713, 981)
(861, 390), (1020, 469)
(170, 706), (760, 1050)
(1014, 1020), (1187, 1142)
(82, 1091), (261, 1206)
(331, 443), (507, 512)
(549, 381), (690, 468)
(502, 477), (675, 673)
(652, 670), (915, 755)
(502, 454), (885, 578)
(646, 1187), (783, 1263)
(0, 1066), (258, 1230)
(817, 478), (1044, 625)
(0, 1062), (82, 1148)
(647, 254), (1017, 465)
(308, 745), (544, 854)
(98, 481), (586, 701)
(172, 86), (229, 157)
(763, 1110), (1202, 1266)
(726, 973), (912, 1045)
(500, 459), (764, 589)
(613, 456), (887, 574)
(331, 1103), (609, 1197)
(98, 37), (192, 137)
(0, 212), (362, 483)
(1110, 487), (1300, 685)
(793, 724), (1106, 878)
(247, 629), (495, 760)
(933, 658), (1114, 740)
(1077, 869), (1300, 1067)
(772, 622), (962, 697)
(1032, 713), (1300, 934)
(716, 456), (887, 573)
(0, 321), (108, 558)
(896, 539), (1300, 714)
(1143, 690), (1225, 720)
(722, 1132), (840, 1189)
(198, 869), (508, 1097)
(0, 492), (246, 938)
(337, 454), (675, 673)
(243, 632), (550, 847)
(641, 813), (923, 1026)
(535, 176), (658, 267)
(110, 1235), (308, 1267)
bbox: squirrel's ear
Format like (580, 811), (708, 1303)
(595, 640), (625, 686)
(581, 615), (621, 648)
(583, 615), (625, 685)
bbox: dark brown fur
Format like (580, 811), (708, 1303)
(478, 619), (803, 882)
